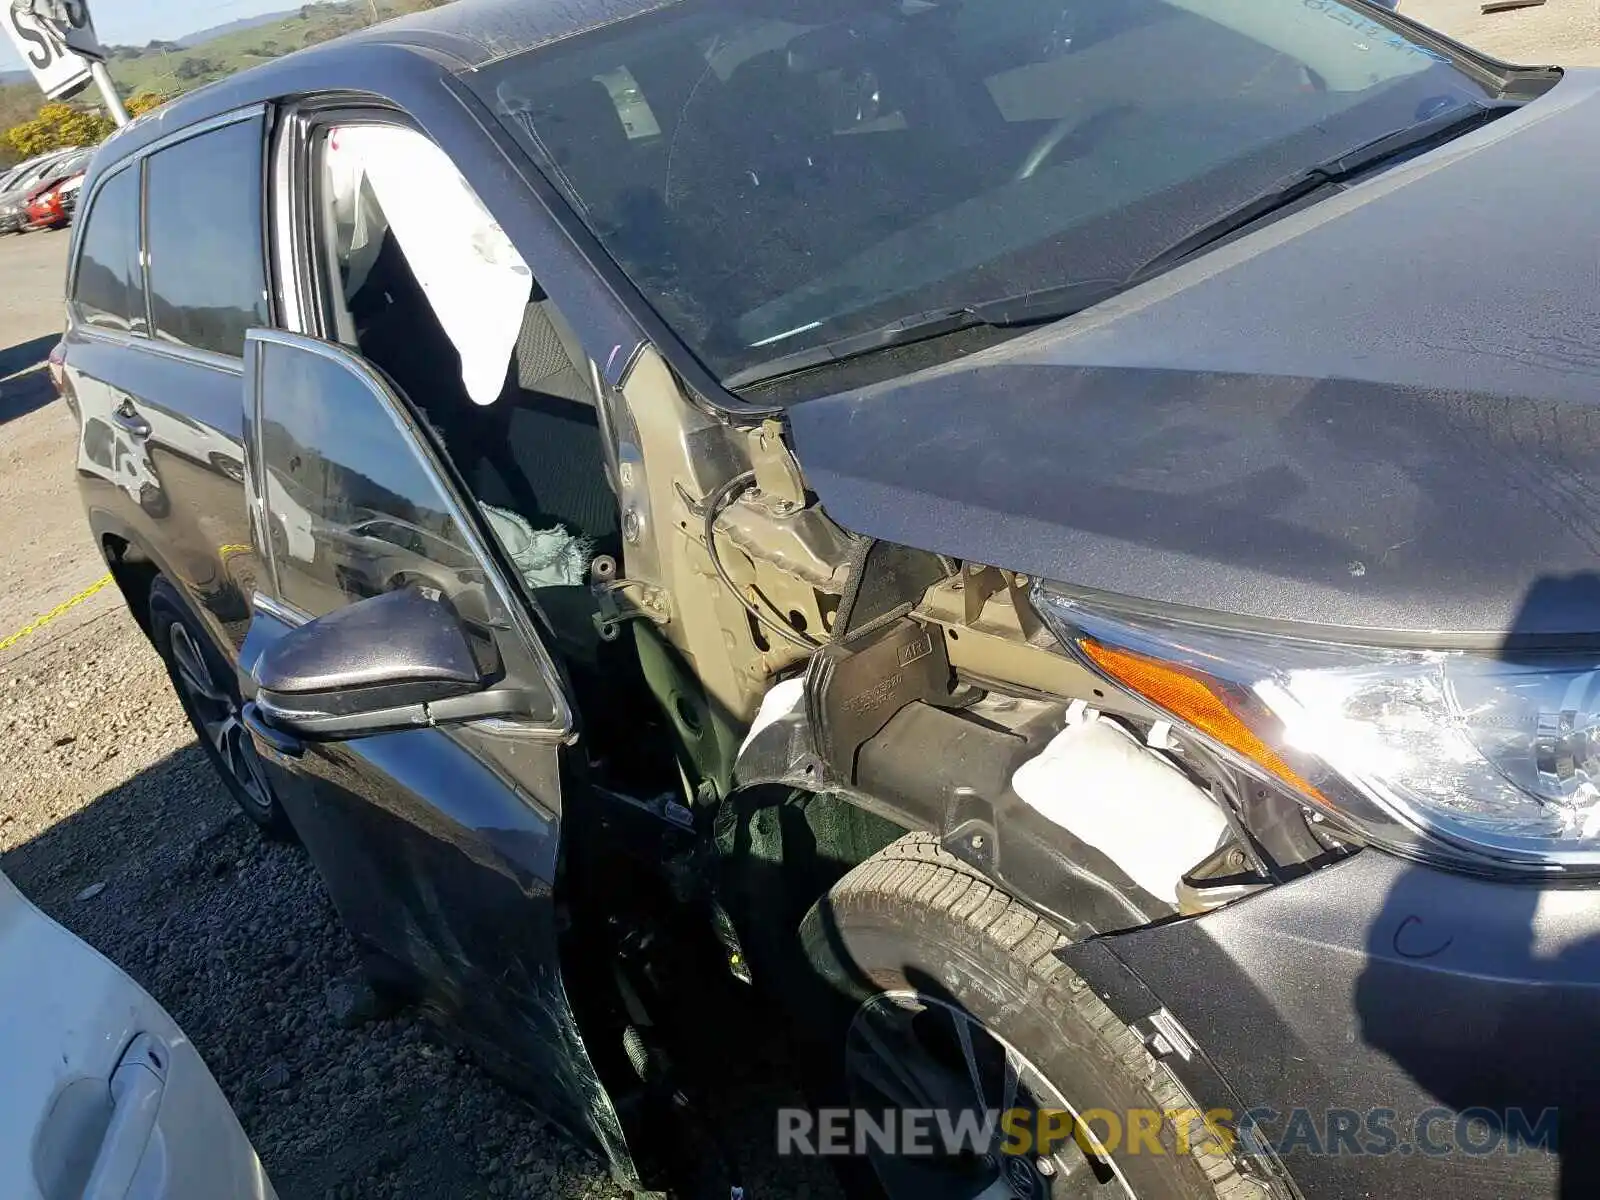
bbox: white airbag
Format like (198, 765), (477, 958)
(1012, 716), (1228, 905)
(326, 125), (534, 407)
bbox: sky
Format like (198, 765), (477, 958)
(3, 0), (301, 74)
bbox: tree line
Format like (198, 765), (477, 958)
(2, 93), (170, 162)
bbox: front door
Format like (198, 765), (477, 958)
(235, 329), (634, 1179)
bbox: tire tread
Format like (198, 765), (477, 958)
(824, 833), (1270, 1200)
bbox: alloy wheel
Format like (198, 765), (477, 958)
(845, 989), (1141, 1200)
(168, 621), (275, 818)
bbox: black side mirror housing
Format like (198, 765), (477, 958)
(250, 589), (528, 740)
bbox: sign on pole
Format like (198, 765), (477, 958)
(51, 0), (105, 60)
(3, 0), (100, 99)
(4, 0), (125, 125)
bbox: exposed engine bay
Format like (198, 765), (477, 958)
(598, 344), (1352, 940)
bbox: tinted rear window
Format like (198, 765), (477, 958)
(72, 165), (144, 333)
(146, 116), (270, 358)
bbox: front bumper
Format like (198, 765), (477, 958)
(1062, 850), (1599, 1199)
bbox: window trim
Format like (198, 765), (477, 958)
(243, 328), (574, 742)
(68, 103), (273, 365)
(268, 98), (421, 347)
(67, 158), (144, 336)
(137, 155), (153, 337)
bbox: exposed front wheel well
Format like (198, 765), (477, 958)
(790, 833), (1264, 1200)
(713, 787), (914, 994)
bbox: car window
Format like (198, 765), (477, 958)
(50, 150), (91, 180)
(256, 340), (489, 622)
(307, 121), (614, 608)
(4, 155), (64, 195)
(146, 117), (270, 358)
(71, 164), (145, 334)
(321, 123), (534, 405)
(477, 0), (1494, 386)
(31, 151), (89, 191)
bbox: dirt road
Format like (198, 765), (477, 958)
(1404, 0), (1600, 66)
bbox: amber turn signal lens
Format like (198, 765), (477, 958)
(1078, 638), (1321, 801)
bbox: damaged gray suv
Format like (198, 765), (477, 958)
(60, 0), (1597, 1197)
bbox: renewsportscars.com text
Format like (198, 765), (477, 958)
(777, 1106), (1559, 1159)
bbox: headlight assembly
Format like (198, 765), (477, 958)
(1037, 587), (1600, 877)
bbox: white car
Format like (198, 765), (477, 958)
(0, 870), (275, 1200)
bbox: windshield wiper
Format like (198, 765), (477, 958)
(1128, 100), (1514, 284)
(727, 102), (1513, 390)
(725, 278), (1125, 388)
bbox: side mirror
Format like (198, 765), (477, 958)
(249, 589), (529, 741)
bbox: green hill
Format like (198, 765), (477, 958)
(176, 11), (302, 48)
(0, 0), (452, 166)
(104, 0), (451, 97)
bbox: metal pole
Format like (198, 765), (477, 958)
(89, 58), (127, 125)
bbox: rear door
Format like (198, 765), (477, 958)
(67, 110), (273, 658)
(234, 329), (634, 1177)
(0, 870), (274, 1200)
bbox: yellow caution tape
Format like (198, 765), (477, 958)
(0, 574), (115, 654)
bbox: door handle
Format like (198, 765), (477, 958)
(243, 700), (304, 759)
(111, 400), (151, 438)
(82, 1034), (168, 1200)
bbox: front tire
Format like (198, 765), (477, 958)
(150, 576), (294, 840)
(797, 835), (1260, 1200)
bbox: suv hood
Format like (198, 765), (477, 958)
(791, 69), (1600, 642)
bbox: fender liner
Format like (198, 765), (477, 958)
(734, 656), (1171, 939)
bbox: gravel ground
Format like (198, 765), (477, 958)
(2, 8), (1596, 1195)
(0, 228), (634, 1197)
(1403, 0), (1600, 67)
(0, 607), (628, 1200)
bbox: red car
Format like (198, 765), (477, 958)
(23, 150), (90, 231)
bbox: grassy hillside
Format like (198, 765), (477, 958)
(104, 0), (450, 96)
(0, 0), (451, 166)
(177, 10), (301, 49)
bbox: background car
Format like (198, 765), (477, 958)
(25, 150), (93, 230)
(0, 147), (81, 234)
(0, 868), (275, 1200)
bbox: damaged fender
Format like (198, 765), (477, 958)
(732, 639), (1188, 939)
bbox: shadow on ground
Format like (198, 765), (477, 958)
(0, 334), (60, 425)
(1, 743), (839, 1200)
(1, 744), (622, 1200)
